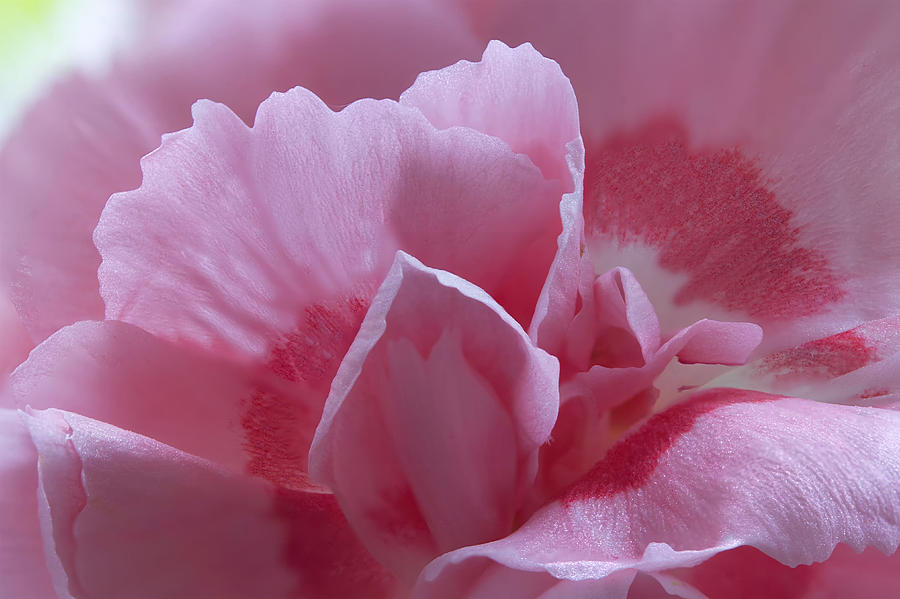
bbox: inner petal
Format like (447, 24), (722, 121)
(584, 117), (844, 329)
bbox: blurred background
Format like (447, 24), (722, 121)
(0, 0), (145, 140)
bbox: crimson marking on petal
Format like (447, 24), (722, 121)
(368, 485), (434, 547)
(273, 488), (396, 598)
(267, 297), (370, 385)
(585, 118), (844, 319)
(563, 389), (777, 503)
(679, 546), (815, 599)
(242, 297), (369, 490)
(761, 327), (877, 380)
(859, 388), (891, 400)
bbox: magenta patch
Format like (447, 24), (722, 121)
(563, 388), (777, 503)
(242, 297), (368, 490)
(761, 327), (877, 379)
(367, 485), (433, 545)
(584, 119), (843, 319)
(273, 488), (396, 597)
(681, 546), (814, 599)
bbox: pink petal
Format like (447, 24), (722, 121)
(309, 252), (559, 582)
(542, 295), (761, 499)
(416, 388), (900, 596)
(1, 0), (478, 342)
(670, 544), (900, 599)
(24, 408), (397, 599)
(712, 315), (900, 409)
(564, 268), (661, 373)
(400, 38), (586, 358)
(461, 1), (900, 351)
(0, 76), (152, 341)
(563, 318), (762, 408)
(0, 292), (31, 380)
(4, 320), (327, 487)
(400, 40), (580, 184)
(95, 84), (560, 359)
(0, 410), (56, 599)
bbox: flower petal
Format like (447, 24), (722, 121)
(711, 315), (900, 409)
(416, 388), (900, 596)
(400, 39), (580, 184)
(1, 0), (478, 342)
(309, 252), (559, 582)
(4, 320), (323, 484)
(24, 408), (397, 599)
(0, 76), (152, 341)
(669, 544), (900, 599)
(461, 1), (900, 351)
(400, 38), (586, 357)
(0, 409), (56, 599)
(95, 84), (561, 358)
(0, 291), (31, 380)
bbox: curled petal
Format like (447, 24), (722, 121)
(401, 40), (580, 184)
(4, 320), (320, 485)
(462, 0), (900, 351)
(24, 408), (396, 599)
(712, 315), (900, 408)
(309, 252), (559, 582)
(0, 410), (56, 598)
(400, 39), (587, 353)
(1, 0), (478, 342)
(416, 389), (900, 596)
(95, 85), (561, 360)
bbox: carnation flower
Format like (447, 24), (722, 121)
(2, 2), (899, 598)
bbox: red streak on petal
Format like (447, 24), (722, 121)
(761, 327), (877, 379)
(242, 297), (369, 490)
(563, 388), (776, 503)
(859, 388), (891, 400)
(273, 488), (396, 598)
(585, 119), (843, 319)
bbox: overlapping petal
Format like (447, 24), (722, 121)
(711, 315), (900, 409)
(460, 0), (900, 352)
(539, 268), (762, 497)
(4, 320), (316, 483)
(0, 0), (479, 343)
(24, 408), (397, 599)
(401, 39), (586, 357)
(309, 252), (559, 582)
(0, 410), (56, 599)
(667, 544), (900, 599)
(401, 39), (580, 184)
(416, 389), (900, 597)
(0, 292), (30, 379)
(95, 86), (560, 358)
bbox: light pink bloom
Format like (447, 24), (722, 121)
(2, 2), (900, 598)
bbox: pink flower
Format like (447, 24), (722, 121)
(3, 2), (900, 598)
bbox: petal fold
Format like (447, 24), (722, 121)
(4, 320), (315, 483)
(400, 38), (586, 357)
(1, 0), (478, 342)
(416, 388), (900, 596)
(0, 409), (56, 599)
(400, 39), (580, 184)
(462, 0), (900, 351)
(712, 315), (900, 409)
(309, 252), (559, 582)
(95, 84), (561, 360)
(23, 408), (396, 599)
